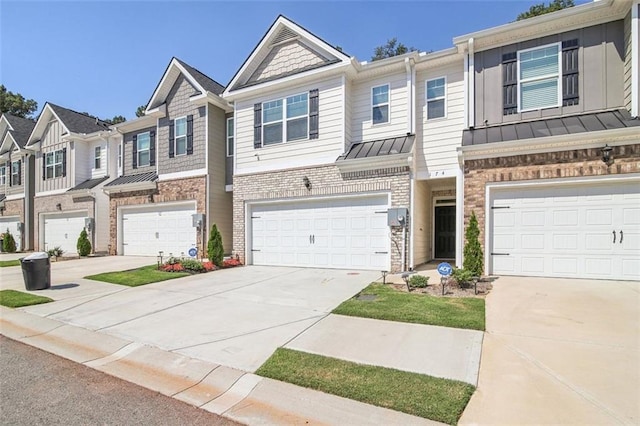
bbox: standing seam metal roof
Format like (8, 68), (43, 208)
(337, 135), (415, 161)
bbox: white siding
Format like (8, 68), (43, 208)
(74, 141), (91, 184)
(351, 72), (408, 142)
(344, 78), (352, 150)
(235, 76), (344, 175)
(89, 140), (108, 179)
(415, 62), (465, 177)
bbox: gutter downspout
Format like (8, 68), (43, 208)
(405, 57), (416, 270)
(456, 149), (464, 268)
(632, 1), (639, 117)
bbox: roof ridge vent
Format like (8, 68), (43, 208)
(271, 27), (297, 45)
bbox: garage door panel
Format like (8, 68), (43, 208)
(44, 214), (87, 254)
(0, 218), (22, 251)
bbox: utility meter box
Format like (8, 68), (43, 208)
(387, 208), (408, 227)
(192, 213), (205, 229)
(84, 217), (94, 232)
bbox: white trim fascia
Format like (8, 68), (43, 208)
(35, 188), (69, 197)
(26, 103), (70, 146)
(341, 75), (346, 151)
(112, 115), (157, 133)
(463, 53), (469, 129)
(157, 168), (207, 181)
(459, 127), (639, 160)
(335, 154), (412, 174)
(102, 181), (157, 195)
(5, 193), (25, 201)
(147, 59), (207, 113)
(409, 172), (415, 270)
(145, 104), (167, 118)
(190, 93), (233, 113)
(632, 0), (639, 117)
(65, 130), (112, 142)
(455, 167), (464, 268)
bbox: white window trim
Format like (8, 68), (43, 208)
(426, 76), (447, 120)
(261, 92), (309, 146)
(45, 150), (63, 180)
(11, 161), (19, 185)
(0, 165), (6, 186)
(174, 116), (188, 157)
(517, 42), (562, 113)
(94, 146), (101, 170)
(371, 83), (390, 126)
(226, 117), (234, 157)
(137, 132), (151, 167)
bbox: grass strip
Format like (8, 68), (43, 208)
(85, 264), (189, 287)
(257, 348), (475, 425)
(0, 260), (21, 267)
(0, 290), (53, 308)
(333, 283), (485, 331)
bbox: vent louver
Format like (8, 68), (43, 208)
(271, 27), (297, 45)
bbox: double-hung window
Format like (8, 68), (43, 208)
(11, 161), (20, 185)
(518, 43), (561, 112)
(137, 132), (150, 167)
(0, 165), (6, 186)
(175, 117), (187, 156)
(372, 84), (389, 125)
(94, 146), (101, 169)
(262, 93), (308, 145)
(45, 150), (64, 179)
(226, 117), (234, 156)
(426, 77), (446, 119)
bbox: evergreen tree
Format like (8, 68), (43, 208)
(76, 228), (92, 256)
(463, 211), (483, 276)
(207, 224), (224, 267)
(2, 229), (17, 253)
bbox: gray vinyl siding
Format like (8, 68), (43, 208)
(123, 126), (156, 175)
(623, 10), (632, 112)
(157, 75), (206, 174)
(207, 104), (232, 254)
(36, 120), (72, 193)
(474, 20), (626, 126)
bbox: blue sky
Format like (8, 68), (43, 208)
(1, 0), (589, 121)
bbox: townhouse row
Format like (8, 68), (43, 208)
(1, 0), (639, 281)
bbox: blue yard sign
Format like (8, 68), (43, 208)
(188, 247), (198, 258)
(437, 262), (452, 276)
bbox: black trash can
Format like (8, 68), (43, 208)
(21, 252), (51, 291)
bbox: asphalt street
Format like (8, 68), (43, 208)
(0, 336), (240, 426)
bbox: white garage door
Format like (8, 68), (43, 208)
(0, 217), (22, 251)
(44, 212), (87, 254)
(121, 203), (197, 256)
(490, 180), (640, 280)
(251, 195), (390, 270)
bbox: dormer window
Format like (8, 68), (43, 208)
(372, 84), (389, 125)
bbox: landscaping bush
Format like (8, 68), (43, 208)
(202, 261), (216, 271)
(180, 258), (205, 273)
(207, 224), (224, 268)
(223, 258), (242, 268)
(76, 228), (91, 256)
(161, 263), (185, 272)
(47, 246), (64, 258)
(463, 211), (483, 277)
(450, 267), (474, 288)
(2, 229), (17, 253)
(408, 274), (429, 288)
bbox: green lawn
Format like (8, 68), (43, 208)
(84, 265), (189, 286)
(333, 283), (485, 331)
(257, 348), (475, 425)
(0, 259), (21, 267)
(0, 290), (53, 308)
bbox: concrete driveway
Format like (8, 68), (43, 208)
(4, 258), (377, 372)
(460, 276), (640, 425)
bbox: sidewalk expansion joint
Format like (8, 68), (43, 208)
(170, 364), (221, 399)
(490, 330), (636, 350)
(42, 288), (129, 318)
(84, 342), (144, 367)
(280, 313), (329, 348)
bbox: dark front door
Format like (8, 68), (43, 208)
(434, 205), (456, 259)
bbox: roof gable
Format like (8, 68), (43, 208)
(225, 15), (351, 93)
(27, 103), (109, 146)
(146, 58), (225, 111)
(0, 114), (36, 153)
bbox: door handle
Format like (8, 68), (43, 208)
(312, 235), (315, 244)
(620, 230), (623, 244)
(309, 235), (312, 244)
(613, 230), (616, 244)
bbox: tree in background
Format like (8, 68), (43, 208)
(110, 115), (126, 124)
(136, 105), (146, 117)
(463, 211), (483, 277)
(0, 85), (38, 119)
(76, 228), (92, 256)
(207, 224), (224, 267)
(517, 0), (574, 20)
(371, 38), (416, 61)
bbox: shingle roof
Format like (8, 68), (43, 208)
(462, 109), (640, 146)
(48, 103), (111, 135)
(3, 114), (36, 148)
(175, 58), (225, 95)
(68, 176), (110, 192)
(337, 135), (415, 162)
(104, 171), (157, 187)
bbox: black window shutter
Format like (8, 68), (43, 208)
(42, 154), (46, 180)
(16, 160), (21, 186)
(253, 103), (262, 149)
(149, 130), (156, 166)
(132, 135), (138, 169)
(309, 89), (319, 139)
(502, 52), (517, 115)
(562, 39), (579, 106)
(8, 161), (12, 187)
(169, 120), (175, 158)
(61, 148), (67, 177)
(186, 115), (194, 155)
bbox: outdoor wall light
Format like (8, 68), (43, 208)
(303, 176), (312, 190)
(56, 203), (62, 211)
(601, 144), (614, 166)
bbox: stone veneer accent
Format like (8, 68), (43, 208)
(233, 165), (411, 272)
(108, 176), (207, 255)
(463, 143), (640, 251)
(33, 194), (93, 252)
(2, 198), (24, 222)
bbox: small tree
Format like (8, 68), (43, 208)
(76, 228), (92, 256)
(207, 224), (224, 267)
(2, 228), (17, 253)
(516, 0), (574, 21)
(463, 211), (483, 277)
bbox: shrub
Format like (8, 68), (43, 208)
(408, 274), (429, 288)
(2, 229), (17, 253)
(180, 259), (205, 272)
(202, 261), (216, 272)
(47, 246), (64, 258)
(463, 211), (484, 277)
(76, 229), (91, 256)
(223, 258), (242, 268)
(451, 267), (474, 288)
(207, 224), (224, 268)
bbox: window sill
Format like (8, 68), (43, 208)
(260, 137), (312, 149)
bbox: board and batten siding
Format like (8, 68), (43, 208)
(415, 62), (465, 176)
(235, 76), (344, 175)
(36, 120), (72, 193)
(474, 20), (626, 126)
(207, 103), (233, 254)
(351, 72), (408, 142)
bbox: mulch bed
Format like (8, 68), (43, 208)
(390, 277), (493, 298)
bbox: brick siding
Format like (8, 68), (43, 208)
(33, 194), (93, 251)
